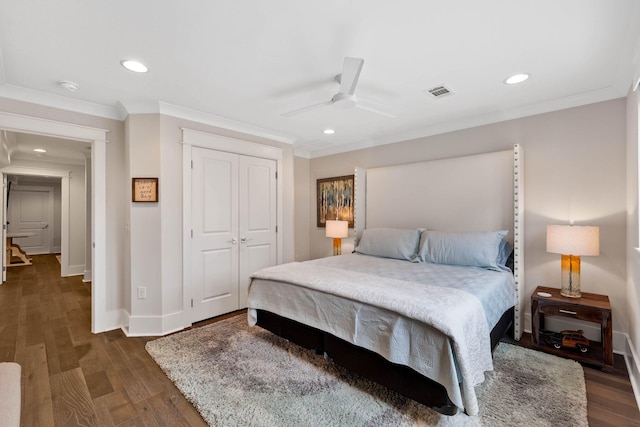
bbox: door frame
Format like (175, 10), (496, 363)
(0, 111), (108, 333)
(7, 183), (55, 255)
(181, 128), (283, 326)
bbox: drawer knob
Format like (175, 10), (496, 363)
(559, 309), (577, 315)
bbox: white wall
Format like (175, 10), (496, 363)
(294, 156), (310, 261)
(0, 96), (128, 328)
(125, 113), (296, 335)
(626, 87), (640, 403)
(303, 99), (628, 351)
(127, 114), (162, 329)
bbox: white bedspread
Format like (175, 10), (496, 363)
(248, 255), (514, 415)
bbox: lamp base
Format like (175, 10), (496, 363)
(560, 254), (581, 298)
(332, 238), (342, 256)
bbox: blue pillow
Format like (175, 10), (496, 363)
(418, 230), (508, 271)
(497, 239), (513, 269)
(355, 228), (422, 261)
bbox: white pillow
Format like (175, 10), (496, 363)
(418, 230), (508, 271)
(355, 228), (422, 261)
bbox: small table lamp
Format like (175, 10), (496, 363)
(546, 225), (599, 298)
(325, 220), (349, 255)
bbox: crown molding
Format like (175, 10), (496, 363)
(157, 101), (296, 145)
(306, 87), (624, 158)
(0, 84), (121, 120)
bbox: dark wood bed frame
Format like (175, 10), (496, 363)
(255, 306), (515, 416)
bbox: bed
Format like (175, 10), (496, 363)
(247, 146), (525, 416)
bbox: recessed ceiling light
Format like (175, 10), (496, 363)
(323, 129), (335, 135)
(504, 73), (530, 85)
(120, 59), (148, 73)
(33, 148), (46, 153)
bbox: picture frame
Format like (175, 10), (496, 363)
(317, 174), (354, 228)
(132, 178), (158, 202)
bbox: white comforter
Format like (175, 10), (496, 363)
(248, 254), (514, 416)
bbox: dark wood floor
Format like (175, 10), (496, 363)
(0, 255), (638, 426)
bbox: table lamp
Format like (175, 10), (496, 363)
(546, 225), (599, 298)
(326, 220), (349, 255)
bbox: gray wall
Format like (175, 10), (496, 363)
(300, 98), (628, 342)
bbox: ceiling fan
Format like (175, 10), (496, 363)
(282, 57), (396, 118)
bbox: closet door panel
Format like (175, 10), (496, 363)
(191, 148), (239, 322)
(238, 156), (277, 308)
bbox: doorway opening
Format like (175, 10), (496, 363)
(0, 111), (108, 333)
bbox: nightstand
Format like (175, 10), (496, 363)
(531, 286), (613, 372)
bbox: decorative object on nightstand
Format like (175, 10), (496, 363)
(546, 224), (599, 298)
(326, 220), (348, 255)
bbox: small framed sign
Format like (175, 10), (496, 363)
(132, 178), (158, 202)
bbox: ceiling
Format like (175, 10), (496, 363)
(4, 132), (90, 165)
(0, 0), (639, 159)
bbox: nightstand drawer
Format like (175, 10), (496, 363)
(538, 305), (604, 323)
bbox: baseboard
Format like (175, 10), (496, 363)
(82, 269), (92, 283)
(125, 311), (188, 337)
(102, 309), (127, 332)
(63, 263), (85, 277)
(623, 334), (640, 412)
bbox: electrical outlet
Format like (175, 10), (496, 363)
(137, 286), (146, 299)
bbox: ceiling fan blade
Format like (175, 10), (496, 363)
(355, 98), (397, 118)
(339, 57), (364, 96)
(281, 100), (332, 117)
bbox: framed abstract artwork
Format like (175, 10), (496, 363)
(317, 174), (354, 228)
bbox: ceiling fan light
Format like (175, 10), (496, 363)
(323, 129), (335, 135)
(331, 93), (357, 109)
(120, 59), (149, 73)
(33, 148), (47, 153)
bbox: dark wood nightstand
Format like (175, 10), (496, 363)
(531, 286), (613, 372)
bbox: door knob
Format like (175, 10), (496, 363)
(231, 238), (238, 244)
(241, 237), (247, 243)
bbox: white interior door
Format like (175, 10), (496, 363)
(238, 156), (277, 307)
(190, 148), (277, 323)
(8, 186), (53, 255)
(191, 148), (240, 322)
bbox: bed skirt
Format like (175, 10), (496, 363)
(255, 306), (514, 416)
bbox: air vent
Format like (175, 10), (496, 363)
(424, 84), (454, 99)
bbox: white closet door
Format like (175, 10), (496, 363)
(238, 156), (277, 308)
(191, 148), (240, 322)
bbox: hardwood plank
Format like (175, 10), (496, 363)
(134, 393), (191, 427)
(50, 367), (98, 426)
(84, 370), (115, 399)
(16, 343), (55, 427)
(94, 389), (139, 425)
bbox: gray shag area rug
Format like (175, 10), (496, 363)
(145, 315), (588, 426)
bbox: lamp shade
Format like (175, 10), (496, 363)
(546, 225), (599, 256)
(325, 220), (349, 238)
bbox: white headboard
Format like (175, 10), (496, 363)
(354, 145), (524, 339)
